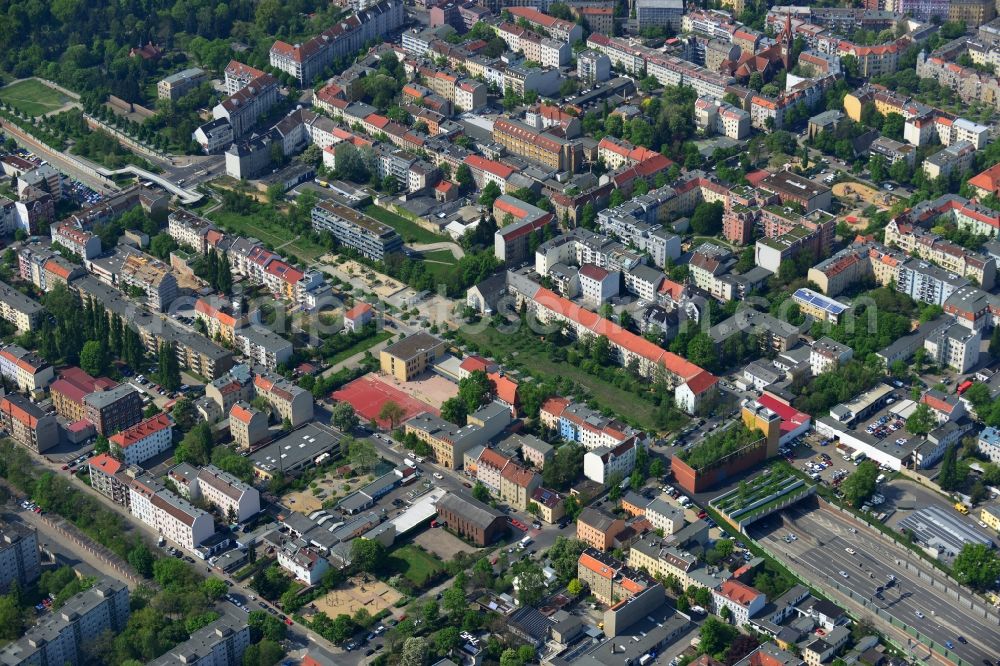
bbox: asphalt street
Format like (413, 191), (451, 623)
(750, 502), (1000, 666)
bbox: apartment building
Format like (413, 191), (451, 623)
(506, 7), (583, 43)
(229, 402), (269, 450)
(0, 522), (40, 591)
(0, 578), (129, 666)
(404, 402), (510, 469)
(149, 614), (251, 666)
(212, 73), (279, 138)
(0, 345), (53, 394)
(577, 549), (651, 605)
(204, 365), (255, 417)
(492, 119), (579, 172)
(168, 209), (218, 255)
(576, 507), (626, 551)
(269, 1), (405, 84)
(17, 248), (82, 294)
(119, 253), (178, 311)
(168, 463), (261, 523)
(83, 384), (142, 436)
(810, 337), (854, 375)
(87, 454), (131, 508)
(311, 201), (403, 261)
(635, 0), (685, 30)
(712, 580), (766, 627)
(643, 498), (685, 535)
(922, 141), (976, 180)
(109, 413), (173, 466)
(896, 259), (970, 307)
(689, 242), (736, 298)
(759, 170), (833, 213)
(494, 195), (556, 264)
(499, 462), (542, 512)
(194, 296), (246, 345)
(276, 542), (330, 585)
(924, 320), (981, 372)
(583, 438), (639, 485)
(223, 60), (265, 95)
(51, 222), (102, 260)
(0, 394), (58, 453)
(50, 368), (116, 422)
(540, 398), (634, 450)
(380, 332), (447, 382)
(253, 373), (314, 428)
(884, 219), (996, 289)
(694, 97), (751, 139)
(943, 286), (996, 332)
(129, 475), (215, 551)
(496, 23), (569, 67)
(157, 67), (207, 101)
(0, 280), (42, 333)
(577, 50), (611, 84)
(234, 326), (294, 371)
(870, 136), (916, 166)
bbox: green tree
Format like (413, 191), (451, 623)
(435, 626), (461, 654)
(175, 422), (214, 465)
(906, 402), (934, 436)
(350, 538), (386, 573)
(690, 201), (724, 236)
(472, 482), (491, 503)
(0, 596), (23, 640)
(348, 437), (379, 473)
(699, 617), (738, 654)
(127, 544), (154, 578)
(80, 340), (108, 377)
(400, 637), (429, 666)
(455, 164), (474, 194)
(202, 577), (228, 600)
(171, 397), (197, 431)
(567, 578), (583, 595)
(938, 444), (960, 491)
(157, 341), (181, 391)
(953, 543), (1000, 591)
(458, 370), (495, 413)
(479, 181), (502, 207)
(378, 401), (406, 429)
(841, 461), (878, 507)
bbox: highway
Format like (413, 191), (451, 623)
(750, 502), (1000, 666)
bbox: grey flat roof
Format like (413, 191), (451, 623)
(382, 332), (444, 361)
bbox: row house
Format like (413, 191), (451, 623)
(18, 245), (83, 293)
(884, 219), (996, 289)
(269, 1), (405, 84)
(0, 344), (54, 394)
(464, 155), (516, 194)
(540, 397), (634, 450)
(194, 295), (246, 345)
(493, 118), (579, 172)
(917, 51), (1000, 113)
(109, 413), (174, 466)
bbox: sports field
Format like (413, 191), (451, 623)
(0, 80), (69, 117)
(331, 374), (436, 427)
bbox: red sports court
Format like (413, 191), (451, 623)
(331, 375), (436, 428)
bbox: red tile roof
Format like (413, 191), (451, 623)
(230, 403), (256, 424)
(969, 162), (1000, 194)
(345, 302), (373, 321)
(89, 453), (123, 476)
(109, 413), (172, 449)
(488, 372), (519, 407)
(719, 579), (762, 606)
(465, 154), (515, 179)
(757, 393), (810, 433)
(532, 287), (710, 382)
(578, 552), (618, 578)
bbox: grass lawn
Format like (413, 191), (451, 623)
(385, 545), (443, 587)
(364, 205), (444, 244)
(208, 209), (326, 262)
(419, 248), (458, 282)
(457, 325), (658, 430)
(0, 80), (69, 116)
(326, 330), (393, 366)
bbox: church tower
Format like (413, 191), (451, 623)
(780, 11), (793, 72)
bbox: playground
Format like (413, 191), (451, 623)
(312, 575), (402, 618)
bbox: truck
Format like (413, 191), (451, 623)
(957, 380), (973, 395)
(955, 502), (969, 515)
(403, 458), (416, 468)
